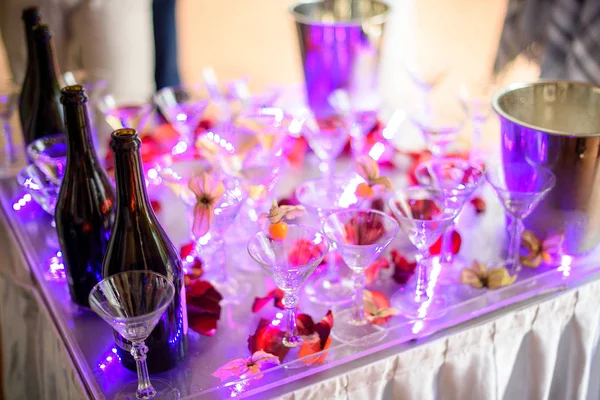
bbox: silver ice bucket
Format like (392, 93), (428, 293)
(494, 80), (600, 255)
(290, 0), (389, 117)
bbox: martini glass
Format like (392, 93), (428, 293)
(457, 82), (495, 160)
(154, 85), (210, 155)
(301, 111), (350, 180)
(88, 271), (179, 400)
(248, 225), (329, 347)
(158, 160), (251, 304)
(388, 186), (460, 319)
(99, 95), (154, 135)
(0, 80), (19, 165)
(486, 163), (556, 272)
(410, 94), (466, 158)
(322, 210), (399, 343)
(27, 133), (67, 185)
(414, 158), (485, 267)
(296, 177), (361, 305)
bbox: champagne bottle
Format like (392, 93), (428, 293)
(24, 24), (65, 145)
(18, 7), (42, 135)
(55, 85), (116, 307)
(104, 128), (188, 373)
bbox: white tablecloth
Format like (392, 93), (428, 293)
(277, 279), (600, 400)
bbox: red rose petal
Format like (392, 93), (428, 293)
(471, 197), (486, 214)
(365, 258), (391, 285)
(429, 230), (461, 255)
(248, 319), (291, 363)
(252, 288), (285, 313)
(180, 241), (195, 259)
(150, 200), (162, 213)
(186, 280), (222, 336)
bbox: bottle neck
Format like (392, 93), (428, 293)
(35, 37), (60, 86)
(24, 24), (37, 62)
(63, 102), (96, 156)
(113, 148), (153, 215)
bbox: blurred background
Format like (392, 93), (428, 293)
(0, 0), (539, 102)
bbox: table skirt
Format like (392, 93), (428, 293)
(281, 280), (600, 400)
(0, 206), (88, 400)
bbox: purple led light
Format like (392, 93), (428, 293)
(12, 193), (33, 211)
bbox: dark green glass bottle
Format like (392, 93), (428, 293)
(18, 7), (42, 136)
(24, 24), (65, 145)
(55, 85), (116, 307)
(103, 128), (188, 373)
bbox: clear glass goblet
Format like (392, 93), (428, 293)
(301, 111), (350, 180)
(154, 85), (211, 155)
(0, 80), (19, 165)
(26, 133), (67, 185)
(410, 94), (466, 158)
(99, 95), (154, 134)
(414, 158), (485, 267)
(388, 186), (459, 319)
(296, 177), (361, 305)
(457, 81), (495, 160)
(88, 271), (179, 400)
(248, 225), (329, 347)
(159, 160), (251, 304)
(322, 209), (399, 343)
(17, 164), (60, 216)
(486, 163), (556, 272)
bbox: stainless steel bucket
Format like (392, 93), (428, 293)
(494, 80), (600, 255)
(290, 0), (389, 117)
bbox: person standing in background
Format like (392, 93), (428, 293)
(495, 0), (600, 84)
(0, 0), (155, 105)
(152, 0), (181, 90)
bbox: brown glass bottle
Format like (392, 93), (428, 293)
(103, 128), (188, 373)
(55, 85), (116, 307)
(18, 7), (42, 136)
(24, 24), (65, 145)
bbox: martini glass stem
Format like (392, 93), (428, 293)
(321, 158), (335, 181)
(130, 341), (157, 399)
(508, 216), (524, 271)
(414, 250), (430, 303)
(283, 292), (301, 347)
(215, 231), (229, 283)
(441, 223), (455, 264)
(351, 269), (367, 325)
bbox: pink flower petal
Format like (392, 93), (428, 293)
(212, 358), (249, 381)
(192, 203), (214, 239)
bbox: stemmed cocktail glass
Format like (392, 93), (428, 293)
(457, 82), (494, 160)
(154, 85), (210, 155)
(322, 210), (399, 343)
(159, 160), (250, 303)
(486, 163), (556, 272)
(410, 94), (466, 158)
(99, 95), (154, 135)
(248, 225), (329, 347)
(301, 112), (349, 180)
(388, 187), (459, 319)
(89, 271), (179, 400)
(295, 177), (361, 305)
(414, 158), (484, 267)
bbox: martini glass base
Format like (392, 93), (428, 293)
(210, 278), (251, 305)
(114, 379), (180, 400)
(488, 258), (522, 274)
(331, 308), (386, 344)
(304, 276), (353, 305)
(391, 290), (448, 320)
